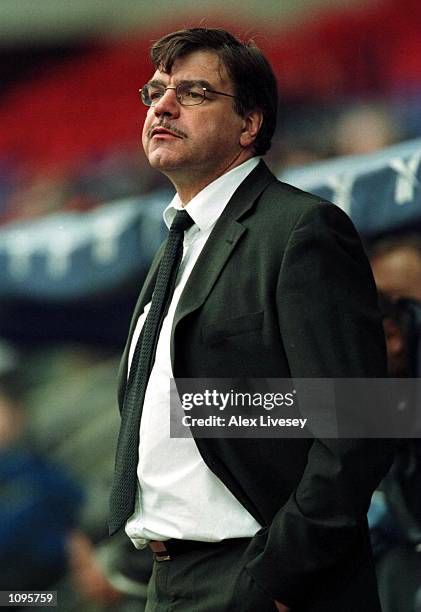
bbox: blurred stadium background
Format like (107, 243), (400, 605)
(1, 1), (421, 609)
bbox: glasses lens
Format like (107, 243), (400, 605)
(177, 83), (205, 106)
(141, 84), (165, 106)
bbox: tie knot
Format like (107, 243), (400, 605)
(171, 209), (194, 233)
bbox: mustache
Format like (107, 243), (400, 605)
(147, 122), (188, 139)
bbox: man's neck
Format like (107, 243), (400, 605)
(171, 150), (254, 206)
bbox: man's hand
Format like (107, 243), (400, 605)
(274, 601), (291, 612)
(67, 530), (123, 604)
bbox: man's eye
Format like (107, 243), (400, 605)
(183, 88), (203, 99)
(149, 89), (164, 100)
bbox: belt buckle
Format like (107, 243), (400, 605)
(149, 541), (172, 562)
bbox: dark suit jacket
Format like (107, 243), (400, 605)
(117, 161), (394, 611)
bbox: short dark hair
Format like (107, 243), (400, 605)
(150, 27), (278, 156)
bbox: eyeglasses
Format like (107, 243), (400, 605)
(139, 81), (236, 107)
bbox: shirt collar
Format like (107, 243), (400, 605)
(163, 157), (260, 232)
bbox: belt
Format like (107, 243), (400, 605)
(148, 537), (249, 562)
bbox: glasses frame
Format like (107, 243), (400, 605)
(139, 82), (236, 107)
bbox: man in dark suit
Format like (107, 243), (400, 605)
(110, 28), (393, 611)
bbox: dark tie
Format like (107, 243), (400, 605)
(109, 209), (194, 535)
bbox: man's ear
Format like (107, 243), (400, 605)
(239, 110), (263, 149)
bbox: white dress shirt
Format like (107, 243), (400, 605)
(125, 157), (262, 548)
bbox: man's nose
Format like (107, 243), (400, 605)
(153, 88), (180, 118)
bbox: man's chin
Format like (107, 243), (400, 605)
(147, 151), (185, 172)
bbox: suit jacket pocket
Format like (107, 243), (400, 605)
(202, 311), (264, 345)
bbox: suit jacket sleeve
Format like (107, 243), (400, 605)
(245, 203), (394, 607)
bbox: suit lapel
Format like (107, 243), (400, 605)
(173, 220), (245, 326)
(171, 160), (276, 362)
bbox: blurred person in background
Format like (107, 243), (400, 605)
(368, 294), (421, 612)
(0, 374), (84, 594)
(0, 366), (129, 611)
(109, 27), (393, 612)
(368, 235), (421, 612)
(334, 104), (400, 157)
(370, 234), (421, 302)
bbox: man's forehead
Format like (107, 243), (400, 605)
(151, 50), (229, 85)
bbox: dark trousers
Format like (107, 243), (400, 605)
(145, 538), (278, 612)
